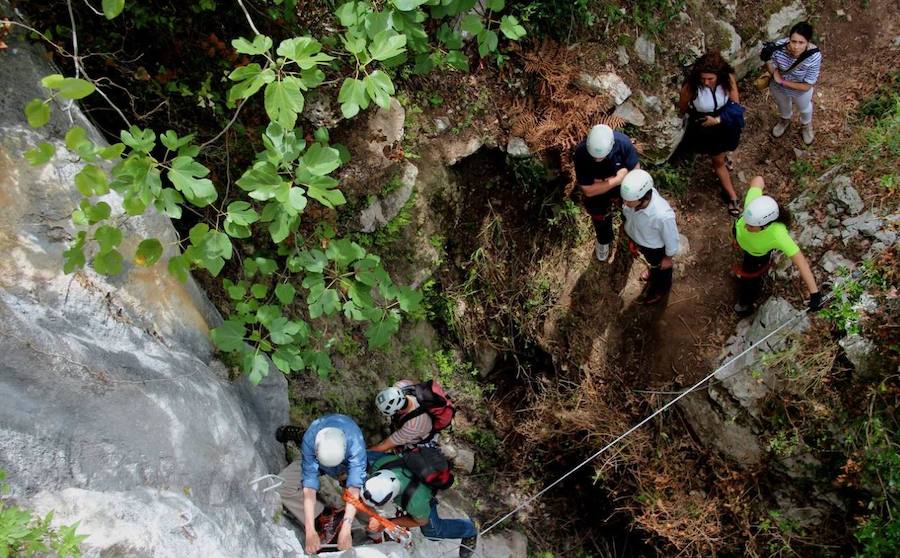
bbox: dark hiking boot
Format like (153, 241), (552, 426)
(459, 534), (477, 558)
(733, 302), (754, 316)
(275, 424), (304, 444)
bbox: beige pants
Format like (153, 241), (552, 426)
(277, 459), (324, 526)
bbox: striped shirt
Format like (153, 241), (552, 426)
(770, 38), (822, 97)
(387, 380), (433, 447)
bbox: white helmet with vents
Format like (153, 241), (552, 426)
(743, 195), (779, 227)
(314, 427), (346, 467)
(621, 169), (654, 202)
(586, 124), (615, 158)
(375, 387), (406, 417)
(363, 470), (401, 507)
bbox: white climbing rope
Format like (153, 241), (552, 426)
(479, 299), (823, 537)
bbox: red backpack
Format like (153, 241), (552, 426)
(393, 380), (456, 437)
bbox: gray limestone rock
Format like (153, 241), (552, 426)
(575, 72), (632, 106)
(634, 35), (656, 65)
(680, 392), (763, 465)
(840, 334), (889, 379)
(0, 38), (294, 558)
(452, 448), (476, 474)
(506, 136), (531, 158)
(842, 211), (883, 239)
(636, 92), (663, 114)
(616, 45), (630, 66)
(612, 100), (646, 127)
(716, 19), (743, 64)
(766, 1), (807, 39)
(440, 134), (485, 166)
(716, 0), (737, 19)
(359, 162), (419, 233)
(714, 297), (809, 416)
(303, 89), (342, 129)
(366, 97), (406, 167)
(829, 175), (865, 215)
(433, 116), (451, 134)
(818, 250), (854, 274)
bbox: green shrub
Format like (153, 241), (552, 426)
(0, 471), (87, 557)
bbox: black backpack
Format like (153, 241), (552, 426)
(377, 447), (455, 510)
(392, 380), (456, 438)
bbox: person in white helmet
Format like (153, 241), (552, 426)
(733, 176), (822, 315)
(273, 414), (367, 553)
(368, 380), (434, 457)
(620, 169), (680, 305)
(573, 124), (640, 262)
(362, 456), (478, 557)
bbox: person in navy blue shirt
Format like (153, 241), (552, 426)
(573, 124), (640, 261)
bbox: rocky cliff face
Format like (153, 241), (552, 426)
(0, 36), (301, 558)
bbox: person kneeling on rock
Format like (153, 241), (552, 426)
(274, 414), (367, 553)
(621, 169), (680, 305)
(732, 176), (822, 316)
(360, 450), (478, 558)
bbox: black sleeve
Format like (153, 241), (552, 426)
(573, 143), (593, 186)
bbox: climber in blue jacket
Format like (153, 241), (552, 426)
(275, 414), (367, 554)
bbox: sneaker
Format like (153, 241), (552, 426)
(801, 123), (815, 145)
(459, 534), (478, 558)
(733, 302), (754, 316)
(594, 242), (610, 262)
(771, 118), (790, 138)
(275, 425), (303, 444)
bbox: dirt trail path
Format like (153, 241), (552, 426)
(544, 0), (898, 390)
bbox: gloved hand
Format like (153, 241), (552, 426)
(808, 291), (824, 312)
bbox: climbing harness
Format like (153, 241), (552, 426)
(342, 489), (414, 548)
(478, 287), (838, 538)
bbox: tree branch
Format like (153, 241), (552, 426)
(236, 0), (262, 36)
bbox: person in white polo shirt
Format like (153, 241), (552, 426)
(621, 169), (680, 305)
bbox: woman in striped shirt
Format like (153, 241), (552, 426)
(767, 21), (822, 145)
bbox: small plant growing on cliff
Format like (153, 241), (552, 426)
(0, 471), (87, 557)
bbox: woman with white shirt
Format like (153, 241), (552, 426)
(678, 52), (742, 216)
(767, 21), (822, 145)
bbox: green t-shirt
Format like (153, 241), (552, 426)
(371, 456), (433, 521)
(735, 187), (800, 257)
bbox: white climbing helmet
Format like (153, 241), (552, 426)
(586, 124), (615, 159)
(375, 386), (406, 417)
(314, 427), (346, 467)
(362, 470), (401, 508)
(621, 169), (654, 202)
(743, 195), (779, 227)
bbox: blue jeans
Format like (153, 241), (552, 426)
(420, 502), (476, 540)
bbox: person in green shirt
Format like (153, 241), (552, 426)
(733, 176), (822, 315)
(360, 455), (478, 557)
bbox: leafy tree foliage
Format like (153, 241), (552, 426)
(22, 0), (524, 383)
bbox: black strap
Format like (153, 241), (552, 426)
(376, 456), (404, 471)
(782, 47), (820, 75)
(395, 405), (428, 427)
(399, 476), (420, 510)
